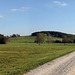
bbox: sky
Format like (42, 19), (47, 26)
(0, 0), (75, 36)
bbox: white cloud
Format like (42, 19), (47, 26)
(0, 15), (4, 18)
(53, 1), (67, 6)
(10, 9), (17, 11)
(61, 3), (67, 6)
(10, 7), (32, 12)
(22, 7), (32, 10)
(53, 1), (60, 4)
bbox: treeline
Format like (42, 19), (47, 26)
(35, 33), (75, 45)
(10, 34), (20, 37)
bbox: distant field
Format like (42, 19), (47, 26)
(0, 42), (75, 75)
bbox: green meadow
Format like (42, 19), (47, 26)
(10, 36), (36, 43)
(0, 36), (75, 75)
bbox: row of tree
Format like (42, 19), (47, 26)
(35, 33), (53, 45)
(10, 34), (20, 37)
(0, 34), (20, 44)
(35, 33), (75, 45)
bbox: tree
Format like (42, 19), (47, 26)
(62, 35), (67, 43)
(62, 35), (72, 45)
(67, 34), (74, 42)
(5, 36), (10, 43)
(47, 33), (53, 43)
(35, 33), (47, 45)
(16, 34), (20, 37)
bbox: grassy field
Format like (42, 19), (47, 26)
(10, 36), (62, 43)
(10, 36), (36, 43)
(0, 36), (75, 75)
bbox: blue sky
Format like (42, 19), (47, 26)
(0, 0), (75, 36)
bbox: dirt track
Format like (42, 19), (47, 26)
(24, 51), (75, 75)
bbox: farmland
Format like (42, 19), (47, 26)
(0, 36), (75, 75)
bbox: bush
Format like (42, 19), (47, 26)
(0, 37), (6, 44)
(0, 36), (10, 44)
(62, 37), (73, 43)
(54, 40), (62, 43)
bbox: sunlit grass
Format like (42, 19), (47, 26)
(0, 43), (75, 75)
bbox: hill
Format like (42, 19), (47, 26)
(31, 31), (75, 38)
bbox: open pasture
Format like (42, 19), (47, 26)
(0, 43), (75, 75)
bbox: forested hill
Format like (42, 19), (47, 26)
(31, 31), (75, 38)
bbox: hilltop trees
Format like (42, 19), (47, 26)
(31, 31), (68, 38)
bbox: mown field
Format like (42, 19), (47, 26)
(0, 36), (75, 75)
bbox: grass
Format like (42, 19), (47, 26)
(53, 37), (62, 41)
(0, 43), (75, 75)
(0, 36), (74, 75)
(10, 36), (36, 43)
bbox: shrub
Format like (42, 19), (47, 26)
(54, 40), (62, 43)
(0, 35), (10, 44)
